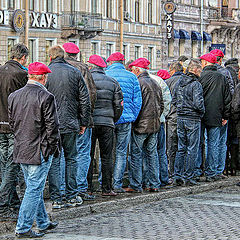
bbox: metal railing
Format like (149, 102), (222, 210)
(208, 7), (240, 20)
(61, 11), (102, 30)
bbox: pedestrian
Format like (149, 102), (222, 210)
(125, 58), (164, 193)
(9, 62), (60, 238)
(46, 45), (91, 209)
(199, 53), (231, 182)
(210, 49), (233, 178)
(63, 42), (97, 201)
(0, 44), (28, 220)
(165, 62), (185, 177)
(105, 52), (142, 193)
(87, 54), (123, 196)
(148, 72), (172, 187)
(157, 69), (171, 80)
(172, 59), (205, 185)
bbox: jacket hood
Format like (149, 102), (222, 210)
(90, 67), (105, 75)
(48, 57), (68, 66)
(178, 75), (194, 87)
(203, 65), (217, 71)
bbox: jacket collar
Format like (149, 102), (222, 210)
(203, 65), (217, 71)
(90, 67), (105, 74)
(5, 60), (27, 71)
(186, 72), (199, 81)
(49, 57), (68, 66)
(65, 56), (78, 62)
(172, 71), (185, 77)
(138, 71), (149, 79)
(106, 62), (125, 71)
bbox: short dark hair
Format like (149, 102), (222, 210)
(187, 59), (202, 72)
(10, 44), (29, 60)
(177, 55), (188, 62)
(169, 62), (183, 72)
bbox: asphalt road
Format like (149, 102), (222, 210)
(42, 185), (240, 240)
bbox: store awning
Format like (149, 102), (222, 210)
(179, 29), (190, 40)
(174, 29), (180, 39)
(191, 31), (202, 41)
(203, 32), (212, 42)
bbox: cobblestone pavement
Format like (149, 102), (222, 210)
(2, 185), (240, 240)
(44, 185), (240, 240)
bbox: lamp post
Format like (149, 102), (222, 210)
(25, 0), (29, 48)
(120, 0), (124, 53)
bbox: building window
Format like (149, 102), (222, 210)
(135, 46), (141, 59)
(46, 39), (55, 65)
(124, 0), (127, 12)
(7, 38), (18, 60)
(191, 41), (198, 58)
(91, 42), (98, 55)
(47, 0), (53, 12)
(135, 0), (140, 22)
(168, 39), (174, 58)
(29, 0), (35, 11)
(123, 44), (127, 59)
(106, 43), (113, 58)
(91, 0), (97, 13)
(8, 0), (15, 9)
(148, 0), (152, 24)
(179, 40), (185, 56)
(71, 0), (76, 12)
(148, 47), (153, 68)
(28, 39), (37, 63)
(106, 0), (112, 18)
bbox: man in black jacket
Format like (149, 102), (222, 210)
(165, 62), (185, 177)
(0, 44), (28, 220)
(172, 59), (205, 186)
(46, 45), (91, 208)
(125, 58), (164, 193)
(87, 54), (123, 196)
(63, 42), (97, 201)
(199, 53), (231, 182)
(9, 62), (60, 239)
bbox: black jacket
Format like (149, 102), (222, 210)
(165, 72), (185, 123)
(8, 83), (60, 165)
(90, 67), (123, 128)
(199, 65), (231, 127)
(133, 72), (164, 134)
(46, 57), (91, 134)
(65, 56), (97, 127)
(172, 72), (205, 121)
(0, 60), (28, 133)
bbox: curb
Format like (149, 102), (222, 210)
(1, 176), (240, 236)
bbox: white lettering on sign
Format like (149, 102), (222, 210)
(0, 10), (9, 25)
(31, 12), (58, 29)
(166, 13), (173, 39)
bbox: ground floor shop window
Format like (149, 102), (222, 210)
(106, 43), (114, 58)
(179, 39), (185, 56)
(148, 47), (154, 69)
(168, 39), (174, 58)
(191, 41), (198, 58)
(7, 38), (18, 60)
(28, 39), (38, 63)
(134, 46), (141, 59)
(91, 41), (100, 55)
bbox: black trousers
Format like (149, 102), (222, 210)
(88, 126), (114, 193)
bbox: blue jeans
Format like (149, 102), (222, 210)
(77, 128), (92, 192)
(174, 119), (201, 180)
(203, 125), (221, 177)
(129, 131), (160, 191)
(157, 123), (169, 185)
(113, 123), (132, 189)
(48, 132), (78, 201)
(16, 155), (52, 234)
(216, 123), (228, 175)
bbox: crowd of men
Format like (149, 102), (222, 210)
(0, 42), (240, 238)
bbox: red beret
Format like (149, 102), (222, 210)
(210, 49), (224, 58)
(63, 42), (80, 54)
(106, 52), (125, 62)
(200, 53), (217, 64)
(28, 62), (51, 75)
(88, 55), (107, 68)
(157, 69), (171, 80)
(128, 58), (151, 70)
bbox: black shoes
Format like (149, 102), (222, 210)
(16, 230), (45, 238)
(78, 192), (96, 201)
(39, 221), (59, 233)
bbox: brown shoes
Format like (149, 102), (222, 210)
(124, 187), (143, 193)
(102, 191), (117, 196)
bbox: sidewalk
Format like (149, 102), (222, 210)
(1, 176), (240, 236)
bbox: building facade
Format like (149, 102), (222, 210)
(0, 0), (239, 69)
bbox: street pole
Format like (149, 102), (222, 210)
(200, 0), (203, 54)
(120, 0), (124, 53)
(25, 0), (29, 48)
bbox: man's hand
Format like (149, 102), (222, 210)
(79, 126), (86, 135)
(222, 119), (228, 126)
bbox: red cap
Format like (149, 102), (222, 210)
(128, 58), (151, 70)
(210, 49), (224, 58)
(157, 69), (171, 80)
(88, 55), (107, 68)
(28, 62), (51, 75)
(106, 52), (125, 62)
(63, 42), (80, 54)
(200, 53), (217, 64)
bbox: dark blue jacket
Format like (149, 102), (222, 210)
(105, 63), (142, 124)
(172, 72), (205, 121)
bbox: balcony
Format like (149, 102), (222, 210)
(209, 7), (240, 21)
(61, 11), (103, 39)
